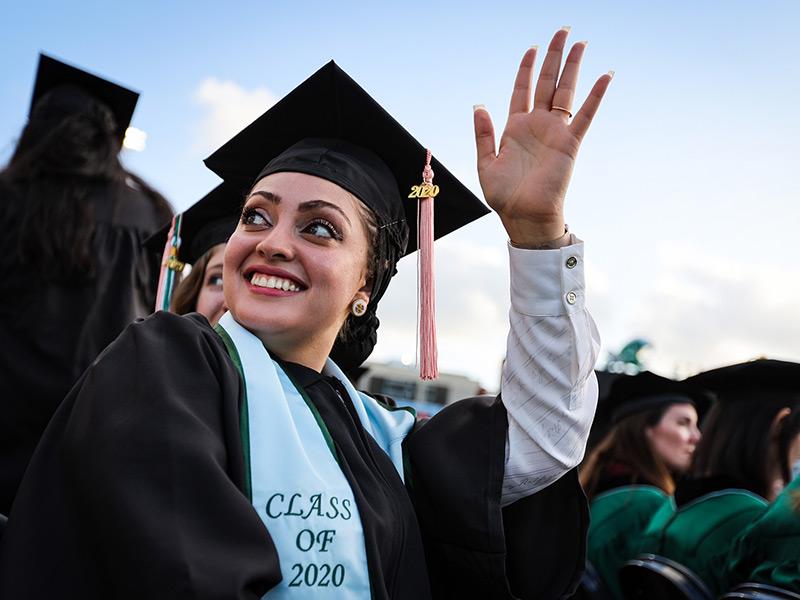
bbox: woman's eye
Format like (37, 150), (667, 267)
(207, 274), (223, 287)
(241, 207), (269, 227)
(304, 219), (342, 241)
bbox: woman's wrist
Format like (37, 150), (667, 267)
(506, 220), (570, 249)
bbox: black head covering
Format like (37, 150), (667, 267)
(29, 54), (139, 140)
(685, 359), (800, 403)
(145, 182), (241, 266)
(606, 371), (712, 425)
(203, 61), (489, 369)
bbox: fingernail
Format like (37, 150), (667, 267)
(560, 25), (571, 33)
(529, 45), (539, 52)
(579, 40), (589, 46)
(473, 104), (487, 112)
(607, 70), (615, 79)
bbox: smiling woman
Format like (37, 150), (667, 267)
(0, 28), (612, 600)
(227, 172), (374, 370)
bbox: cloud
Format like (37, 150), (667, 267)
(371, 238), (511, 391)
(192, 78), (278, 155)
(624, 242), (800, 378)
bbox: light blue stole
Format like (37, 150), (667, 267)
(215, 313), (415, 599)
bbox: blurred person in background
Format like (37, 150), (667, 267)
(0, 55), (171, 515)
(639, 359), (800, 595)
(171, 243), (226, 324)
(725, 446), (800, 593)
(150, 183), (241, 327)
(579, 371), (707, 598)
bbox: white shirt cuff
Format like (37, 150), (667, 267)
(507, 234), (585, 317)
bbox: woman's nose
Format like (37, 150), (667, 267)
(255, 222), (295, 261)
(689, 425), (701, 444)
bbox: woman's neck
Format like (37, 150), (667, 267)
(255, 332), (332, 373)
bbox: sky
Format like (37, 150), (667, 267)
(2, 1), (799, 389)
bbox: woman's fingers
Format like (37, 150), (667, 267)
(550, 41), (587, 119)
(533, 27), (570, 111)
(508, 46), (537, 116)
(473, 105), (497, 173)
(570, 72), (614, 142)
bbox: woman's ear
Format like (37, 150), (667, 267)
(772, 407), (792, 438)
(357, 279), (372, 303)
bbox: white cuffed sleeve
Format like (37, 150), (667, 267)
(500, 235), (600, 506)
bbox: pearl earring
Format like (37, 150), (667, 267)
(351, 298), (368, 317)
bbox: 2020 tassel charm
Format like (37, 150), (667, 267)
(416, 150), (438, 379)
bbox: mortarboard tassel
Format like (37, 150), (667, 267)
(154, 214), (185, 312)
(417, 150), (438, 379)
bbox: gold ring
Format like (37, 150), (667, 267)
(551, 106), (573, 118)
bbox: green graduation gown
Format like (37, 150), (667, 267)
(725, 475), (800, 591)
(638, 478), (768, 594)
(587, 485), (669, 598)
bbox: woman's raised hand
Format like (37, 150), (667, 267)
(474, 27), (612, 247)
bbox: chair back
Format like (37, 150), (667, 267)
(619, 554), (713, 600)
(720, 582), (800, 599)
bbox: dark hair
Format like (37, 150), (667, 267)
(689, 392), (800, 498)
(337, 200), (379, 343)
(580, 405), (676, 500)
(0, 87), (171, 282)
(170, 251), (212, 315)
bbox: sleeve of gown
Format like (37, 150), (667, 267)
(501, 236), (600, 505)
(403, 237), (597, 600)
(0, 313), (280, 600)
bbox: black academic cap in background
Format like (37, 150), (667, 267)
(29, 54), (139, 139)
(606, 371), (712, 424)
(145, 182), (242, 266)
(585, 370), (629, 451)
(685, 359), (800, 403)
(203, 60), (490, 258)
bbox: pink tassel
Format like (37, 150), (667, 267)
(418, 150), (438, 379)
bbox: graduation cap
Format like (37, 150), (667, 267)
(203, 61), (488, 254)
(149, 182), (242, 311)
(685, 359), (800, 403)
(606, 371), (712, 424)
(29, 53), (139, 141)
(203, 61), (490, 377)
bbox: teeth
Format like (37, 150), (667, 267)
(250, 273), (300, 292)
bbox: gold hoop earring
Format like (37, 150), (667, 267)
(351, 298), (368, 317)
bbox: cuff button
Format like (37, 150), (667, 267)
(566, 256), (578, 269)
(566, 291), (578, 305)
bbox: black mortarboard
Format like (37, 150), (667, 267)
(29, 54), (139, 139)
(606, 371), (712, 424)
(146, 182), (241, 267)
(203, 60), (489, 259)
(685, 359), (800, 403)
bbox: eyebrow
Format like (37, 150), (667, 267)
(247, 190), (352, 227)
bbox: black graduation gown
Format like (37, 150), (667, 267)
(0, 312), (588, 599)
(0, 180), (164, 515)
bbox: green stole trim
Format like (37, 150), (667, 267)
(215, 324), (347, 498)
(215, 324), (252, 501)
